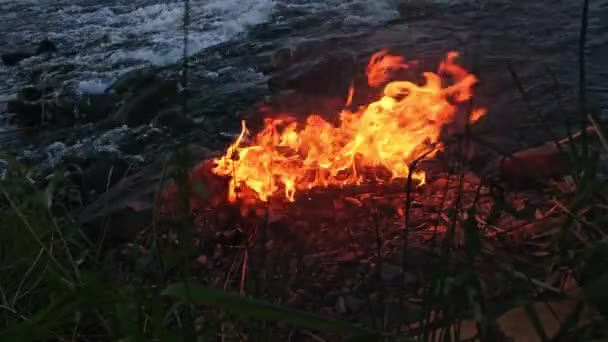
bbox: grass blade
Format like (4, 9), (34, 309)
(162, 282), (378, 337)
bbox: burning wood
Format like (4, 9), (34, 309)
(211, 50), (486, 204)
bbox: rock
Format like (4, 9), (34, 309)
(81, 158), (131, 194)
(270, 47), (292, 69)
(345, 295), (365, 313)
(17, 86), (44, 102)
(380, 263), (402, 282)
(259, 91), (347, 123)
(335, 250), (363, 263)
(335, 296), (347, 315)
(398, 0), (440, 18)
(494, 143), (570, 187)
(35, 39), (57, 54)
(1, 51), (33, 66)
(75, 144), (218, 225)
(30, 64), (77, 85)
(268, 51), (356, 97)
(109, 67), (159, 95)
(6, 81), (117, 128)
(154, 109), (196, 131)
(82, 205), (152, 246)
(6, 99), (42, 127)
(79, 93), (119, 122)
(270, 39), (337, 70)
(1, 39), (58, 66)
(0, 159), (7, 180)
(110, 79), (179, 127)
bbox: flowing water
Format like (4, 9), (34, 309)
(0, 0), (606, 160)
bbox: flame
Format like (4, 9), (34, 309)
(366, 49), (415, 87)
(212, 51), (485, 203)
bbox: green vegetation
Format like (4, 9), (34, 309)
(2, 0), (608, 341)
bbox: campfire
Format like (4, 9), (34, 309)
(211, 50), (486, 205)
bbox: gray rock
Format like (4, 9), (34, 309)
(2, 39), (58, 66)
(110, 79), (179, 127)
(268, 51), (356, 97)
(380, 263), (402, 282)
(109, 67), (159, 95)
(335, 296), (347, 315)
(345, 295), (365, 313)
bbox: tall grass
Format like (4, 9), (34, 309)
(1, 0), (607, 341)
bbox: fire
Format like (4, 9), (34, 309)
(212, 51), (486, 203)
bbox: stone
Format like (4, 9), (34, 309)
(335, 296), (347, 315)
(345, 295), (365, 313)
(30, 64), (77, 84)
(6, 99), (42, 127)
(110, 79), (179, 127)
(334, 250), (361, 263)
(7, 84), (117, 128)
(268, 51), (356, 98)
(0, 159), (7, 180)
(154, 109), (195, 131)
(380, 263), (402, 282)
(35, 39), (58, 54)
(109, 67), (159, 95)
(494, 143), (570, 187)
(1, 39), (58, 66)
(81, 158), (131, 194)
(82, 206), (152, 247)
(2, 51), (33, 66)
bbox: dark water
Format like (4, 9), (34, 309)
(0, 0), (606, 162)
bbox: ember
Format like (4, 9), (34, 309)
(212, 51), (486, 203)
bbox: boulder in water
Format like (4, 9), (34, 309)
(268, 51), (356, 97)
(108, 67), (159, 95)
(7, 83), (117, 128)
(35, 39), (58, 54)
(110, 79), (179, 127)
(1, 39), (58, 66)
(1, 51), (34, 66)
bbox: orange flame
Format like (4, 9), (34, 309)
(212, 51), (486, 203)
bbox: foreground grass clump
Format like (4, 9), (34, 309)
(0, 151), (381, 341)
(1, 113), (608, 341)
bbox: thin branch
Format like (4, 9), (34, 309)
(578, 0), (590, 159)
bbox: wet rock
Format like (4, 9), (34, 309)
(75, 144), (217, 225)
(82, 205), (152, 247)
(1, 39), (58, 66)
(259, 91), (347, 123)
(7, 84), (117, 128)
(398, 0), (439, 19)
(380, 263), (402, 282)
(17, 86), (44, 102)
(35, 39), (58, 54)
(345, 295), (365, 313)
(111, 79), (179, 127)
(270, 47), (292, 70)
(0, 159), (7, 180)
(6, 99), (42, 127)
(79, 93), (119, 122)
(154, 109), (196, 132)
(109, 67), (159, 95)
(1, 52), (33, 66)
(335, 296), (347, 315)
(270, 39), (338, 71)
(268, 51), (356, 97)
(81, 158), (131, 194)
(335, 250), (363, 263)
(30, 64), (77, 85)
(493, 143), (570, 187)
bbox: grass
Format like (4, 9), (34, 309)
(2, 106), (607, 342)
